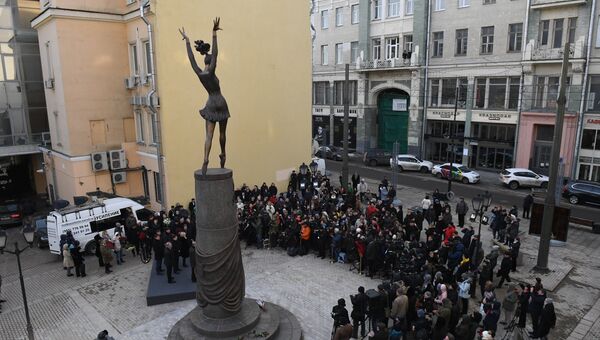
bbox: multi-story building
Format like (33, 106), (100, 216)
(312, 0), (600, 183)
(0, 0), (49, 200)
(312, 0), (424, 154)
(34, 0), (312, 209)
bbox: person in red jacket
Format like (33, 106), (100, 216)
(443, 224), (456, 245)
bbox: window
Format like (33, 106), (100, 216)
(483, 0), (496, 4)
(508, 23), (523, 52)
(385, 37), (399, 59)
(388, 0), (400, 17)
(373, 38), (381, 60)
(459, 0), (470, 8)
(581, 129), (597, 150)
(351, 4), (359, 24)
(334, 81), (358, 105)
(335, 43), (343, 64)
(321, 45), (328, 65)
(321, 10), (329, 29)
(488, 78), (507, 109)
(534, 76), (570, 109)
(539, 20), (549, 46)
(153, 172), (162, 203)
(403, 34), (413, 52)
(135, 110), (144, 143)
(129, 43), (139, 75)
(430, 79), (440, 106)
(351, 41), (359, 63)
(508, 77), (520, 109)
(553, 19), (563, 48)
(481, 26), (494, 54)
(433, 31), (444, 57)
(568, 17), (577, 44)
(406, 0), (414, 15)
(373, 0), (382, 19)
(150, 113), (158, 144)
(442, 78), (457, 105)
(143, 41), (152, 76)
(475, 78), (486, 108)
(455, 29), (468, 56)
(434, 0), (445, 11)
(336, 7), (343, 26)
(588, 76), (600, 111)
(313, 82), (330, 105)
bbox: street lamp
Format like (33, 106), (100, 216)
(470, 191), (492, 296)
(0, 226), (36, 340)
(299, 163), (308, 176)
(309, 160), (318, 174)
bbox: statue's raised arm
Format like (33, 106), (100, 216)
(208, 17), (221, 74)
(179, 27), (203, 75)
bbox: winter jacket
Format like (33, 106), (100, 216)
(62, 245), (74, 268)
(458, 280), (471, 299)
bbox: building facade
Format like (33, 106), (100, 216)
(0, 0), (49, 200)
(312, 0), (600, 183)
(34, 0), (312, 209)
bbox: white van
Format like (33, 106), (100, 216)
(46, 198), (153, 255)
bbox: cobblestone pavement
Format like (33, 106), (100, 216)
(0, 174), (599, 339)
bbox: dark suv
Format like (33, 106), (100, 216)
(363, 149), (392, 167)
(563, 180), (600, 206)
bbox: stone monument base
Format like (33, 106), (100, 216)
(167, 298), (302, 340)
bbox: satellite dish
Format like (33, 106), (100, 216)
(53, 199), (69, 210)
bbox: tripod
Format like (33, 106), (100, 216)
(501, 306), (523, 340)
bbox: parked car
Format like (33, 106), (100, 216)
(390, 154), (434, 173)
(0, 201), (22, 227)
(33, 216), (48, 248)
(363, 149), (392, 167)
(315, 145), (343, 161)
(563, 180), (600, 205)
(500, 168), (549, 190)
(431, 163), (480, 184)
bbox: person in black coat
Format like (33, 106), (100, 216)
(93, 234), (104, 267)
(171, 234), (181, 273)
(497, 253), (512, 287)
(178, 232), (190, 267)
(72, 241), (86, 277)
(152, 234), (164, 275)
(534, 298), (556, 339)
(350, 286), (368, 339)
(523, 194), (533, 219)
(164, 242), (176, 283)
(528, 287), (547, 337)
(510, 238), (520, 272)
(517, 284), (530, 328)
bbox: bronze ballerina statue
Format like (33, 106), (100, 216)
(179, 18), (229, 175)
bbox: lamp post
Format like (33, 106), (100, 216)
(309, 160), (319, 191)
(299, 163), (309, 194)
(470, 191), (492, 293)
(0, 226), (36, 340)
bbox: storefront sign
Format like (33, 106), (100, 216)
(392, 99), (407, 111)
(427, 109), (464, 121)
(584, 115), (600, 128)
(472, 110), (518, 124)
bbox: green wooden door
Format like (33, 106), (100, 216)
(377, 90), (409, 152)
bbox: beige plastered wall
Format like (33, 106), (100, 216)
(154, 0), (312, 206)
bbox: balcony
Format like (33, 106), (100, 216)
(531, 0), (586, 9)
(0, 132), (52, 156)
(357, 47), (419, 72)
(524, 38), (585, 61)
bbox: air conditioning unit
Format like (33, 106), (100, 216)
(109, 149), (126, 170)
(45, 79), (54, 89)
(125, 77), (137, 89)
(112, 171), (127, 184)
(90, 152), (108, 172)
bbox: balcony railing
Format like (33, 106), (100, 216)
(531, 0), (586, 8)
(0, 132), (51, 148)
(525, 38), (585, 61)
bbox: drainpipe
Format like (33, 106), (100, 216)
(513, 0), (530, 168)
(572, 0), (596, 179)
(140, 0), (166, 209)
(420, 0), (432, 158)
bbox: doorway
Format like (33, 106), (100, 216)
(376, 89), (409, 152)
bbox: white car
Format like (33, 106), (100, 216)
(500, 168), (549, 190)
(389, 154), (434, 173)
(431, 163), (480, 184)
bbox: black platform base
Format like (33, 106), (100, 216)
(146, 258), (197, 306)
(167, 298), (302, 340)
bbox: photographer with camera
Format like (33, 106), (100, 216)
(350, 286), (368, 339)
(331, 298), (352, 340)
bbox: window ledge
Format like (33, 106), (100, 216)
(136, 141), (146, 146)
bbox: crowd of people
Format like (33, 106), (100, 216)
(236, 171), (556, 340)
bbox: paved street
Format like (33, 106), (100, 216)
(0, 167), (599, 339)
